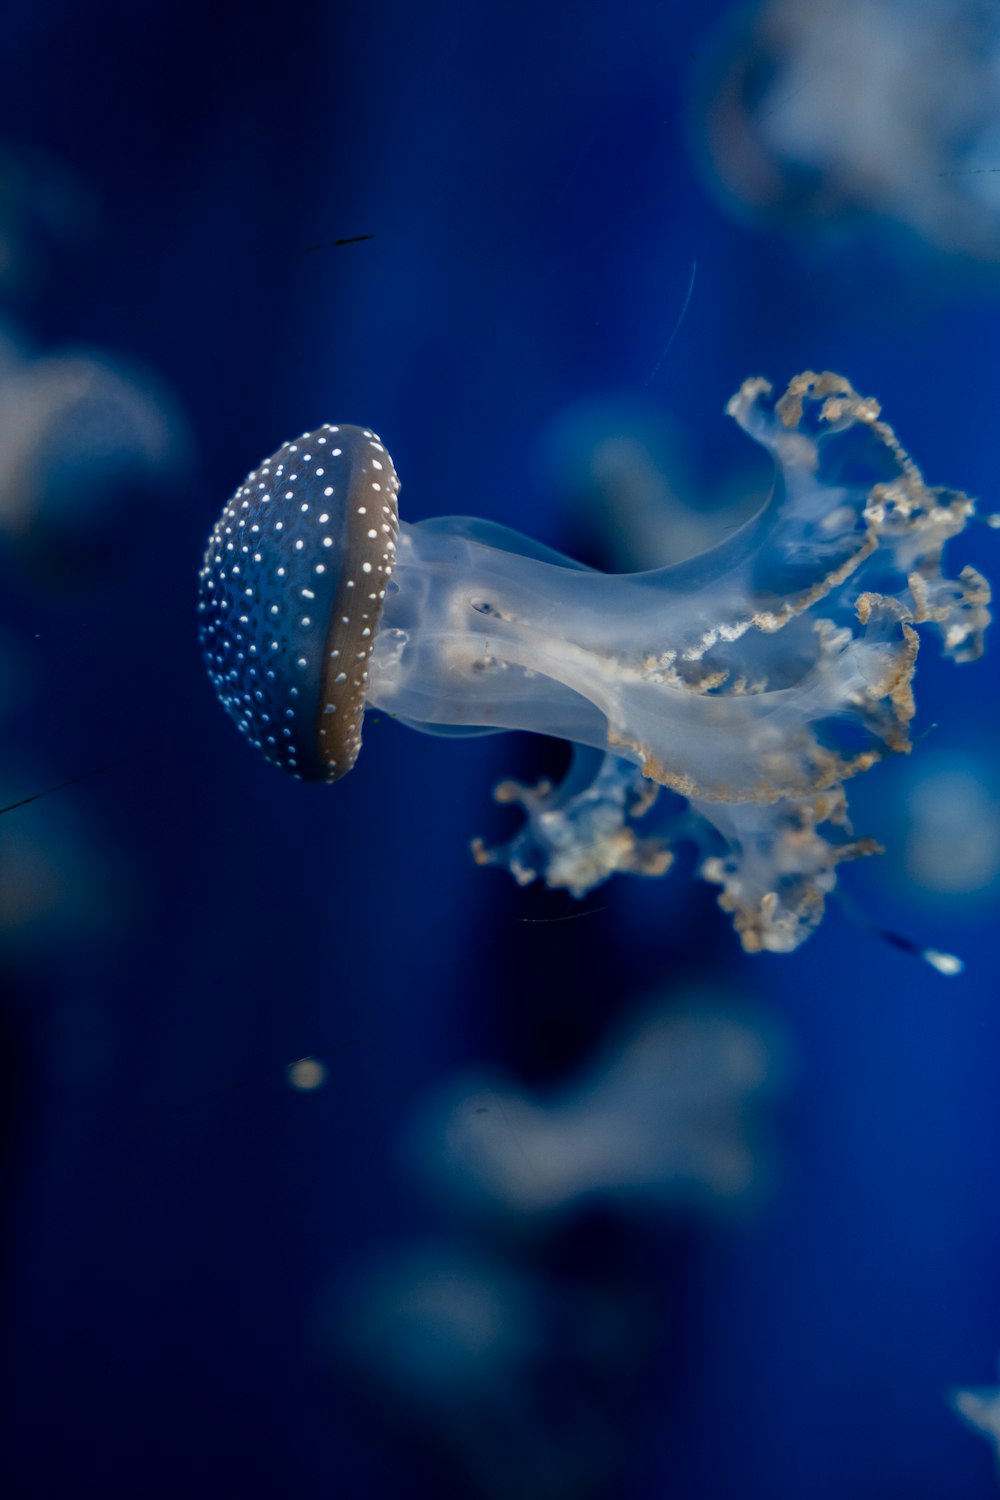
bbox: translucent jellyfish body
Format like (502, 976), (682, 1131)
(199, 372), (990, 954)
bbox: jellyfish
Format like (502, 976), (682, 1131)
(0, 322), (188, 588)
(949, 1357), (1000, 1474)
(406, 1003), (776, 1222)
(332, 1241), (647, 1500)
(198, 372), (990, 954)
(694, 0), (1000, 261)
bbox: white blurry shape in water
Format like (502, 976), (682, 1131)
(902, 753), (1000, 899)
(950, 1358), (1000, 1477)
(404, 1002), (781, 1225)
(693, 0), (1000, 260)
(0, 323), (185, 971)
(0, 322), (189, 588)
(331, 1239), (655, 1500)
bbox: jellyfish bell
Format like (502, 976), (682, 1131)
(198, 423), (399, 782)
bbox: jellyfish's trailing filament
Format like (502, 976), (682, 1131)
(198, 373), (990, 954)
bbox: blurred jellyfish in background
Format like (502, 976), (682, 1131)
(334, 1240), (659, 1500)
(0, 142), (190, 1085)
(0, 144), (189, 958)
(0, 134), (189, 598)
(0, 133), (196, 1449)
(407, 1001), (781, 1225)
(951, 1360), (1000, 1476)
(900, 754), (1000, 902)
(326, 988), (784, 1499)
(842, 730), (1000, 948)
(694, 0), (1000, 263)
(0, 322), (189, 592)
